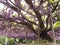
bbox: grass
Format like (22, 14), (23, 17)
(16, 40), (60, 45)
(17, 43), (60, 45)
(0, 36), (60, 45)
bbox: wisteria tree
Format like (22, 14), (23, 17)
(0, 0), (60, 42)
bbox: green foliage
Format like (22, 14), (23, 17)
(0, 36), (59, 45)
(56, 40), (60, 43)
(25, 15), (31, 19)
(49, 0), (54, 3)
(0, 36), (16, 45)
(41, 15), (47, 22)
(33, 24), (37, 29)
(53, 21), (60, 29)
(0, 36), (5, 44)
(25, 15), (34, 22)
(12, 12), (18, 17)
(9, 38), (16, 45)
(26, 39), (33, 43)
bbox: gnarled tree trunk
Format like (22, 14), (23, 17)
(40, 31), (53, 42)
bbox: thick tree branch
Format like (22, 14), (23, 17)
(25, 0), (44, 32)
(0, 0), (38, 26)
(0, 1), (37, 35)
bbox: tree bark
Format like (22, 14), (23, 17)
(40, 31), (53, 42)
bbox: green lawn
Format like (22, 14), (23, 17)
(0, 36), (60, 45)
(17, 43), (60, 45)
